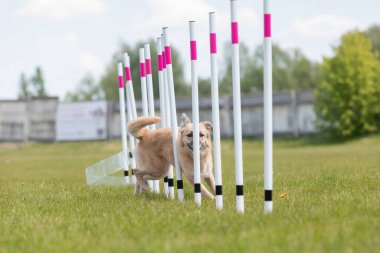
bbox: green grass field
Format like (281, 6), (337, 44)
(1, 136), (379, 253)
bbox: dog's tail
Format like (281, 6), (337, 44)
(127, 116), (160, 139)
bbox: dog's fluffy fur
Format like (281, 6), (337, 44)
(127, 114), (216, 199)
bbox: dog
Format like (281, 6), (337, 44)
(177, 113), (215, 199)
(127, 114), (216, 199)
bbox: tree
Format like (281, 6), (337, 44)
(219, 42), (252, 95)
(30, 66), (47, 97)
(220, 42), (318, 95)
(315, 31), (380, 138)
(18, 67), (48, 99)
(18, 73), (30, 99)
(365, 25), (380, 54)
(99, 39), (189, 101)
(65, 74), (104, 102)
(198, 77), (211, 97)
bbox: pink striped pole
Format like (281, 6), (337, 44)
(189, 21), (201, 206)
(230, 0), (244, 213)
(209, 12), (223, 210)
(144, 44), (160, 194)
(117, 62), (130, 184)
(163, 27), (184, 201)
(161, 33), (175, 200)
(138, 48), (154, 191)
(123, 53), (137, 184)
(263, 0), (273, 214)
(156, 37), (169, 197)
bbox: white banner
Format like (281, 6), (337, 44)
(56, 101), (108, 141)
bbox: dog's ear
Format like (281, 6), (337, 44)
(179, 128), (185, 146)
(202, 121), (213, 134)
(180, 113), (191, 127)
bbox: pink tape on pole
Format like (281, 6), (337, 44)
(231, 22), (239, 44)
(165, 46), (172, 64)
(157, 55), (163, 71)
(125, 67), (132, 81)
(145, 59), (152, 75)
(210, 33), (217, 54)
(140, 63), (146, 77)
(190, 41), (197, 60)
(118, 76), (123, 88)
(264, 14), (271, 37)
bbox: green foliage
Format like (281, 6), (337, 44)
(18, 73), (30, 99)
(18, 66), (48, 99)
(365, 25), (380, 54)
(198, 77), (211, 97)
(220, 42), (318, 95)
(1, 137), (380, 252)
(65, 74), (104, 102)
(30, 66), (47, 97)
(99, 39), (189, 101)
(315, 31), (380, 138)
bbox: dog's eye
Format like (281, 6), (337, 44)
(186, 133), (193, 137)
(200, 133), (205, 138)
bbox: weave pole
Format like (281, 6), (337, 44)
(138, 48), (154, 191)
(123, 53), (137, 184)
(209, 12), (223, 210)
(263, 0), (273, 214)
(230, 0), (244, 213)
(156, 38), (169, 197)
(144, 44), (160, 194)
(117, 62), (130, 184)
(163, 27), (184, 201)
(189, 21), (201, 206)
(161, 34), (175, 200)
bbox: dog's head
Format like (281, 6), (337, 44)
(179, 113), (213, 155)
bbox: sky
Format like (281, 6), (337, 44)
(0, 0), (379, 100)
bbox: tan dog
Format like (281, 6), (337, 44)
(127, 114), (216, 199)
(127, 116), (173, 194)
(177, 114), (216, 199)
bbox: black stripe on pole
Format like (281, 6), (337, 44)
(124, 170), (129, 176)
(177, 180), (183, 189)
(164, 176), (168, 182)
(215, 185), (222, 195)
(132, 169), (135, 175)
(265, 190), (272, 201)
(194, 183), (201, 193)
(129, 152), (133, 158)
(168, 178), (174, 187)
(236, 185), (244, 196)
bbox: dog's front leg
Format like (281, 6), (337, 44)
(204, 175), (216, 195)
(184, 172), (215, 200)
(134, 182), (141, 195)
(201, 184), (215, 200)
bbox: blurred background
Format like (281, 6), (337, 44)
(0, 0), (379, 141)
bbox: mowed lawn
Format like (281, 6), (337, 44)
(0, 136), (379, 253)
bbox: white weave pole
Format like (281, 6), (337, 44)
(263, 0), (273, 214)
(189, 21), (201, 206)
(144, 44), (160, 194)
(138, 48), (154, 191)
(123, 53), (137, 184)
(230, 0), (244, 213)
(161, 33), (175, 200)
(117, 62), (130, 184)
(163, 27), (184, 201)
(209, 12), (223, 210)
(156, 37), (169, 197)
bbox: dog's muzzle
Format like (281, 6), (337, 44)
(187, 143), (205, 151)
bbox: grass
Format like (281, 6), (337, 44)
(0, 135), (379, 253)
